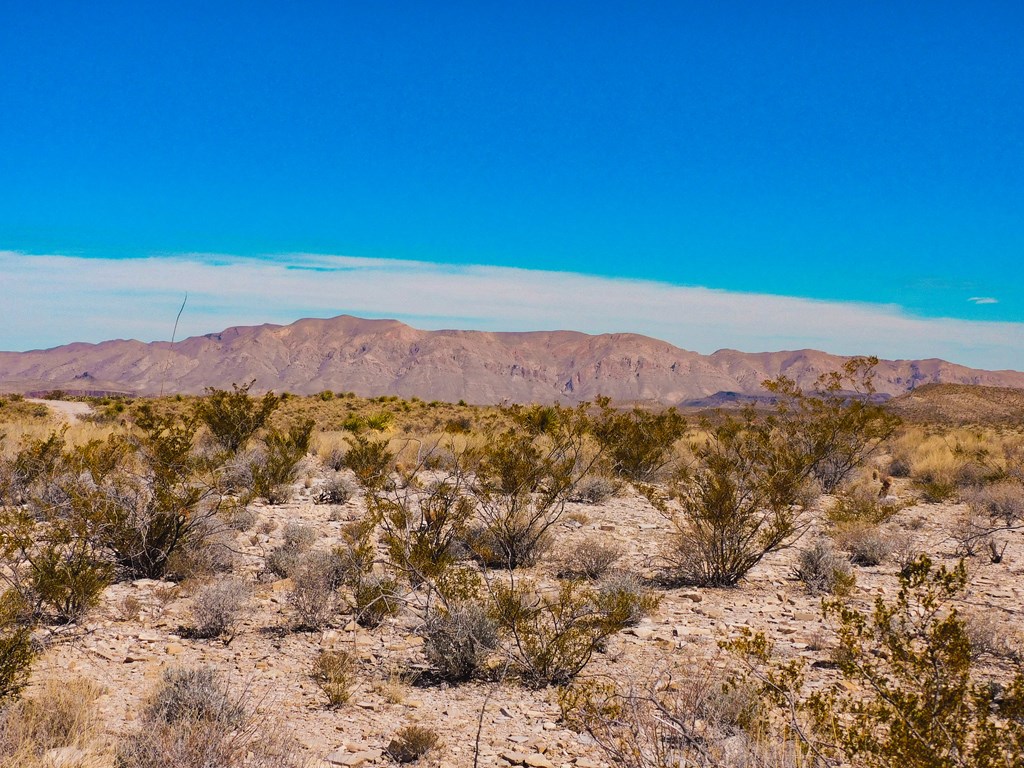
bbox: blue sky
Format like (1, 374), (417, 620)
(1, 2), (1021, 366)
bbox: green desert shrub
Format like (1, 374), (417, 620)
(728, 555), (1024, 768)
(250, 419), (314, 504)
(194, 381), (281, 454)
(491, 579), (636, 687)
(352, 575), (401, 628)
(591, 398), (687, 483)
(312, 649), (357, 707)
(342, 435), (394, 490)
(595, 572), (660, 626)
(665, 412), (816, 586)
(0, 591), (35, 705)
(468, 408), (591, 570)
(765, 357), (901, 493)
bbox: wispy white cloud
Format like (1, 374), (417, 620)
(968, 296), (999, 305)
(1, 251), (1021, 371)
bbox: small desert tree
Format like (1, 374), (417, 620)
(665, 411), (816, 586)
(766, 357), (901, 493)
(97, 406), (221, 580)
(194, 381), (281, 454)
(469, 404), (596, 570)
(591, 398), (687, 483)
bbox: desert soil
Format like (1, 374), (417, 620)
(22, 473), (1024, 768)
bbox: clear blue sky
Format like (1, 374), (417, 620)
(1, 2), (1021, 333)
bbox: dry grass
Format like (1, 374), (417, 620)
(0, 678), (110, 767)
(889, 426), (1023, 496)
(0, 419), (120, 455)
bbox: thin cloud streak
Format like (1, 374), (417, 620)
(968, 297), (999, 305)
(2, 251), (1021, 371)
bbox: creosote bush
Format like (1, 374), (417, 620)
(250, 419), (314, 504)
(665, 411), (816, 587)
(343, 435), (394, 491)
(352, 575), (401, 628)
(765, 357), (901, 493)
(591, 399), (687, 483)
(490, 579), (637, 687)
(469, 405), (593, 570)
(727, 555), (1024, 768)
(194, 381), (281, 455)
(0, 591), (35, 705)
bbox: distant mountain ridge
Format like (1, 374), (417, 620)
(1, 314), (1022, 405)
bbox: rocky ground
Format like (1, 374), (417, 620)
(22, 472), (1024, 768)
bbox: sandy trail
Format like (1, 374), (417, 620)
(28, 398), (94, 422)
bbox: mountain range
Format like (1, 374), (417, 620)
(2, 315), (1022, 405)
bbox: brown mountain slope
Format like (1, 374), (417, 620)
(1, 314), (1023, 404)
(886, 383), (1024, 425)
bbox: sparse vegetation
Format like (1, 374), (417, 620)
(832, 520), (894, 566)
(187, 577), (250, 640)
(116, 666), (305, 768)
(0, 382), (1021, 767)
(491, 579), (638, 687)
(558, 538), (623, 580)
